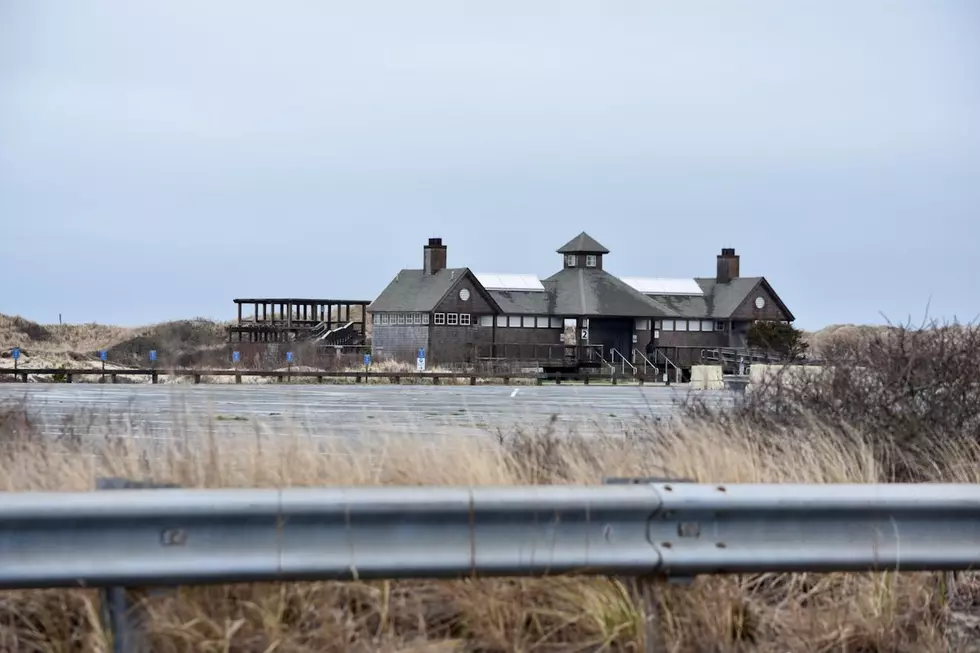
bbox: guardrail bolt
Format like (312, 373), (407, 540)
(161, 529), (188, 546)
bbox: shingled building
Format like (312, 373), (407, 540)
(367, 233), (794, 371)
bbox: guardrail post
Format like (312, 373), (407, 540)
(355, 374), (361, 383)
(193, 374), (201, 384)
(470, 376), (477, 386)
(317, 375), (323, 383)
(391, 375), (400, 384)
(151, 372), (158, 384)
(67, 373), (73, 383)
(433, 375), (440, 385)
(235, 374), (242, 384)
(96, 477), (182, 653)
(604, 475), (695, 652)
(503, 376), (510, 385)
(20, 372), (27, 383)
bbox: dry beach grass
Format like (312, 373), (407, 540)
(2, 398), (980, 652)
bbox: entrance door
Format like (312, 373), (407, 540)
(589, 318), (633, 363)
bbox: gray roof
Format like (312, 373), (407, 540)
(695, 277), (761, 318)
(556, 232), (609, 254)
(368, 268), (472, 312)
(488, 289), (553, 314)
(638, 277), (786, 320)
(541, 268), (679, 317)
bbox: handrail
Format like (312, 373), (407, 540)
(653, 349), (682, 383)
(632, 348), (658, 376)
(609, 348), (637, 376)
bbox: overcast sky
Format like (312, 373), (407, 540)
(2, 1), (978, 330)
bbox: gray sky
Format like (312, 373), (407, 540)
(2, 1), (978, 330)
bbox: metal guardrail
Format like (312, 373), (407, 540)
(3, 481), (980, 590)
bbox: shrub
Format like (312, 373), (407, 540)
(704, 318), (980, 481)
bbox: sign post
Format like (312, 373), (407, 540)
(417, 347), (426, 372)
(11, 347), (19, 372)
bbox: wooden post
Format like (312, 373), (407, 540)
(151, 372), (158, 384)
(111, 374), (118, 384)
(67, 374), (73, 383)
(194, 374), (201, 384)
(235, 375), (242, 384)
(470, 376), (476, 386)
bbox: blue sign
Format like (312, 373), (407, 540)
(11, 348), (19, 361)
(364, 353), (371, 366)
(100, 350), (108, 361)
(232, 351), (241, 363)
(418, 347), (425, 358)
(286, 351), (294, 363)
(149, 350), (157, 362)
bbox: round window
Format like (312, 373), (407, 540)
(459, 288), (470, 301)
(755, 296), (765, 309)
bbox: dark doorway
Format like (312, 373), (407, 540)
(589, 318), (633, 363)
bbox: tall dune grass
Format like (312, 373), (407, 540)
(1, 396), (979, 652)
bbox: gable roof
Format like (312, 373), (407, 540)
(541, 268), (679, 317)
(619, 276), (795, 321)
(556, 232), (609, 254)
(368, 268), (501, 313)
(687, 276), (793, 321)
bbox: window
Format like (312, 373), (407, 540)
(508, 316), (522, 327)
(434, 313), (446, 325)
(565, 254), (576, 267)
(496, 315), (508, 327)
(702, 320), (714, 332)
(715, 321), (725, 331)
(422, 313), (430, 325)
(397, 314), (405, 325)
(675, 319), (688, 331)
(662, 320), (674, 331)
(459, 313), (471, 326)
(689, 320), (701, 332)
(635, 318), (650, 331)
(550, 317), (563, 328)
(586, 254), (597, 267)
(582, 318), (590, 328)
(523, 316), (535, 328)
(536, 316), (549, 328)
(480, 315), (494, 327)
(655, 320), (662, 329)
(446, 313), (459, 325)
(413, 313), (422, 325)
(372, 313), (378, 324)
(381, 314), (389, 325)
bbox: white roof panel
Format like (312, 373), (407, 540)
(475, 273), (545, 292)
(619, 277), (704, 296)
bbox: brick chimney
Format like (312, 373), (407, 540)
(716, 247), (740, 284)
(423, 237), (447, 275)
